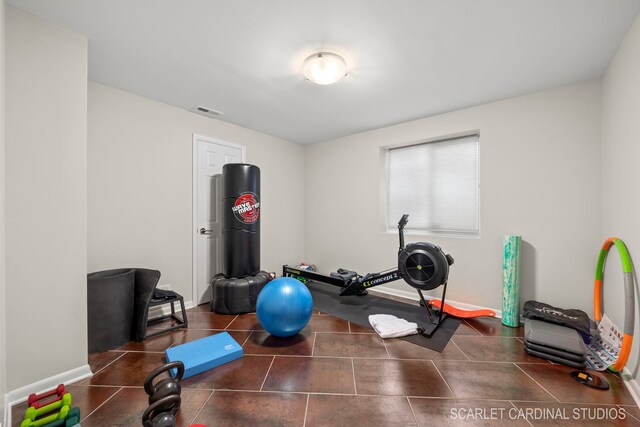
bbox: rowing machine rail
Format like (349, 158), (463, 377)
(282, 215), (454, 337)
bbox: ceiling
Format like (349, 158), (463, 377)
(7, 0), (640, 144)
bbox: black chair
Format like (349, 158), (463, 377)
(88, 268), (188, 351)
(88, 268), (136, 353)
(130, 268), (188, 341)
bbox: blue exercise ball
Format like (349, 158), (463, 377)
(256, 277), (313, 337)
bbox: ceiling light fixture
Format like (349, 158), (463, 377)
(302, 52), (348, 85)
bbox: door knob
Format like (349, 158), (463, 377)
(199, 228), (212, 235)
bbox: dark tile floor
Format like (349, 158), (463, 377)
(11, 303), (640, 427)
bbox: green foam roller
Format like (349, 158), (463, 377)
(502, 235), (522, 327)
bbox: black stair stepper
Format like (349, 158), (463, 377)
(146, 290), (188, 339)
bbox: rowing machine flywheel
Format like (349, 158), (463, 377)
(398, 243), (454, 291)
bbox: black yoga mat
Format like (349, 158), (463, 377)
(307, 281), (460, 353)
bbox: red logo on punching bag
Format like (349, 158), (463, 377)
(231, 192), (260, 223)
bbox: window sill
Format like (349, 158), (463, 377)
(383, 229), (480, 240)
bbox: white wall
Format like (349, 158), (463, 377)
(88, 83), (305, 304)
(601, 14), (640, 380)
(305, 81), (602, 314)
(5, 6), (87, 390)
(1, 0), (6, 421)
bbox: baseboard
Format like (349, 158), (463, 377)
(622, 368), (640, 409)
(371, 285), (503, 318)
(148, 300), (194, 320)
(2, 300), (196, 426)
(3, 393), (8, 427)
(4, 364), (92, 427)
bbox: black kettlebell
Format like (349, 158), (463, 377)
(142, 394), (181, 427)
(143, 361), (185, 408)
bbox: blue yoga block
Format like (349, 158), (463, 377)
(164, 331), (243, 379)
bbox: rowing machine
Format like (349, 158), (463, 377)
(283, 215), (454, 336)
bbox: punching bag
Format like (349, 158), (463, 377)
(222, 163), (260, 278)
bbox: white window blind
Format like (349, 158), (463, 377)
(387, 135), (479, 235)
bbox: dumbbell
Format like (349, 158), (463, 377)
(142, 395), (181, 427)
(24, 393), (72, 422)
(39, 407), (80, 427)
(144, 361), (184, 410)
(20, 405), (70, 427)
(28, 384), (66, 409)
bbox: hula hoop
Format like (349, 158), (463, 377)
(594, 237), (635, 372)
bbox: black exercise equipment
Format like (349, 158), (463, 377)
(211, 163), (272, 314)
(222, 163), (260, 278)
(523, 319), (587, 368)
(144, 361), (184, 409)
(145, 287), (188, 339)
(211, 271), (272, 314)
(141, 395), (181, 427)
(307, 281), (460, 352)
(284, 215), (454, 336)
(142, 360), (184, 427)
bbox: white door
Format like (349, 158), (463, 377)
(194, 136), (244, 305)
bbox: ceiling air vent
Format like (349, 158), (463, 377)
(193, 105), (224, 117)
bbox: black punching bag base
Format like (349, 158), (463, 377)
(211, 271), (272, 314)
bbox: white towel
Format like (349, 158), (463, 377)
(368, 314), (418, 338)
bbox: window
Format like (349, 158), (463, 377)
(386, 134), (479, 236)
